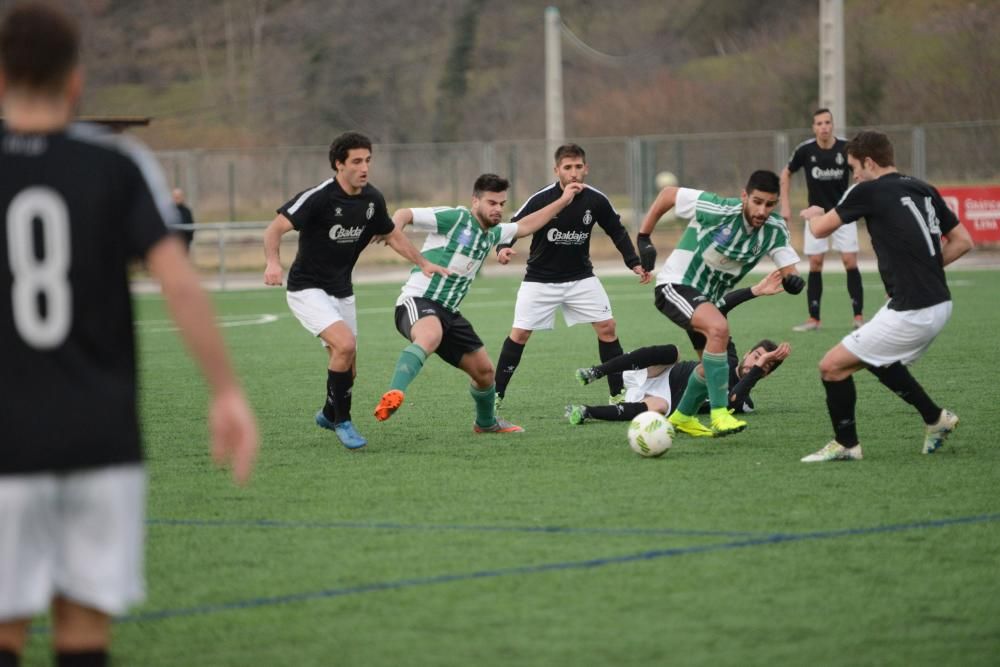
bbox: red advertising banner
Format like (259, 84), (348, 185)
(938, 186), (1000, 244)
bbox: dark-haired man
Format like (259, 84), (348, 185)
(492, 144), (649, 410)
(566, 338), (789, 426)
(780, 108), (864, 332)
(567, 271), (791, 426)
(637, 170), (803, 437)
(799, 130), (973, 462)
(374, 174), (584, 434)
(0, 4), (258, 666)
(264, 131), (449, 450)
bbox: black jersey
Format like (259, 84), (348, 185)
(835, 173), (959, 311)
(0, 122), (174, 474)
(506, 182), (639, 283)
(279, 179), (394, 297)
(787, 138), (851, 210)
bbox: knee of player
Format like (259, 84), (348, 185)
(593, 319), (616, 338)
(704, 321), (730, 344)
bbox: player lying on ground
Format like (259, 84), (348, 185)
(565, 272), (791, 431)
(565, 338), (788, 429)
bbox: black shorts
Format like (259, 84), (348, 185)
(395, 296), (484, 368)
(654, 283), (712, 349)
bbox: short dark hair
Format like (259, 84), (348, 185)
(751, 339), (783, 375)
(846, 130), (895, 168)
(813, 108), (833, 119)
(745, 170), (780, 195)
(0, 2), (79, 92)
(554, 143), (586, 164)
(328, 131), (372, 170)
(473, 173), (509, 198)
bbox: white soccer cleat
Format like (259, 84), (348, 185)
(922, 409), (959, 454)
(792, 318), (821, 332)
(801, 440), (863, 462)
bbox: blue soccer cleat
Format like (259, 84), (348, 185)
(315, 411), (367, 450)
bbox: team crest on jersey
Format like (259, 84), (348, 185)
(457, 226), (474, 247)
(810, 155), (817, 163)
(335, 207), (343, 217)
(836, 152), (844, 165)
(713, 227), (734, 245)
(366, 202), (375, 220)
(582, 209), (593, 226)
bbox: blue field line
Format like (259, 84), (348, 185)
(40, 512), (982, 630)
(146, 517), (769, 539)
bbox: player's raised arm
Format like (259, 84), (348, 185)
(513, 181), (585, 238)
(146, 236), (259, 484)
(779, 166), (793, 221)
(802, 205), (843, 239)
(263, 213), (294, 285)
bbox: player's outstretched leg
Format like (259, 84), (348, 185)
(374, 390), (405, 422)
(923, 409), (959, 454)
(316, 411), (368, 449)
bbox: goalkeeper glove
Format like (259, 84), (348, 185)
(637, 233), (657, 272)
(782, 273), (805, 294)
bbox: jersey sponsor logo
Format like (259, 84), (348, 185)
(811, 166), (846, 180)
(582, 209), (593, 226)
(546, 228), (589, 244)
(366, 202), (375, 220)
(329, 224), (365, 242)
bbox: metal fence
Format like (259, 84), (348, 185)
(158, 120), (1000, 285)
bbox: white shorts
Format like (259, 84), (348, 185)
(287, 289), (358, 339)
(804, 220), (859, 255)
(0, 465), (146, 620)
(842, 301), (952, 367)
(623, 366), (674, 409)
(512, 277), (613, 330)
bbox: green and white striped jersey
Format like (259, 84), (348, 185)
(655, 188), (799, 304)
(397, 206), (518, 312)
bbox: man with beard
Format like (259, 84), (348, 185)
(373, 173), (583, 435)
(636, 170), (803, 437)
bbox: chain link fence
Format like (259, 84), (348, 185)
(157, 120), (1000, 285)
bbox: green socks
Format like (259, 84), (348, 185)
(470, 383), (497, 428)
(675, 369), (708, 416)
(702, 350), (730, 410)
(390, 343), (427, 392)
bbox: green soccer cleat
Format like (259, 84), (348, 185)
(922, 409), (959, 454)
(801, 440), (864, 462)
(608, 390), (626, 405)
(565, 404), (587, 425)
(667, 411), (714, 437)
(575, 367), (598, 386)
(494, 394), (504, 412)
(709, 407), (747, 437)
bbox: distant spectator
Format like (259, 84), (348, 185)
(172, 187), (195, 252)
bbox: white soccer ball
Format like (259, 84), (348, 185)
(627, 411), (674, 458)
(655, 171), (678, 189)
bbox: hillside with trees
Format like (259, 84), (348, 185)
(51, 0), (999, 148)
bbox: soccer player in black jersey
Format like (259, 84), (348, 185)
(264, 131), (448, 450)
(492, 144), (649, 411)
(781, 109), (865, 332)
(565, 272), (791, 426)
(799, 130), (973, 462)
(0, 4), (258, 666)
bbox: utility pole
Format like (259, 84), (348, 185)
(819, 0), (846, 127)
(545, 6), (564, 160)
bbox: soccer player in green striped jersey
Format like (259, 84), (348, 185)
(374, 174), (584, 434)
(636, 170), (804, 437)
